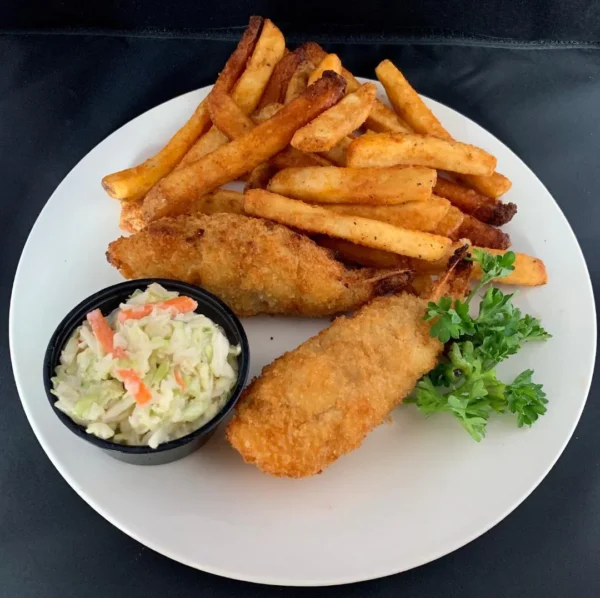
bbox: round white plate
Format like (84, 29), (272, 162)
(10, 80), (596, 586)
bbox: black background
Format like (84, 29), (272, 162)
(1, 3), (599, 597)
(3, 0), (600, 43)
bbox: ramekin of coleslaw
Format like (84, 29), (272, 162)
(43, 279), (249, 465)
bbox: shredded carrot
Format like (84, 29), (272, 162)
(118, 296), (198, 322)
(86, 309), (126, 358)
(116, 369), (152, 405)
(174, 368), (186, 391)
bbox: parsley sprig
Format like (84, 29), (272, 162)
(405, 249), (551, 441)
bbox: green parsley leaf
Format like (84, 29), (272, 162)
(505, 369), (548, 427)
(408, 249), (550, 441)
(470, 248), (516, 285)
(426, 297), (474, 344)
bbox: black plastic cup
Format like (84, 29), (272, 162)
(43, 279), (250, 466)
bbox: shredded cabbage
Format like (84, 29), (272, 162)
(52, 283), (240, 449)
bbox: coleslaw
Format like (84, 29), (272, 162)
(51, 283), (241, 448)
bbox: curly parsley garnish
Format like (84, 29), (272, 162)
(405, 249), (551, 441)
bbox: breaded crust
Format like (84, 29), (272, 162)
(226, 293), (441, 477)
(107, 212), (410, 317)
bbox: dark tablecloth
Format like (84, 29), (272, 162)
(1, 33), (598, 597)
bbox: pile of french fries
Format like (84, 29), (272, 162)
(103, 16), (547, 287)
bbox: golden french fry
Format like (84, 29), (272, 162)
(284, 60), (315, 104)
(273, 147), (332, 168)
(291, 83), (377, 152)
(267, 166), (436, 204)
(419, 246), (546, 285)
(307, 53), (342, 86)
(457, 172), (512, 199)
(211, 16), (265, 95)
(102, 16), (263, 200)
(209, 92), (331, 169)
(244, 189), (452, 261)
(347, 133), (496, 176)
(433, 205), (464, 238)
(230, 19), (286, 115)
(194, 189), (246, 215)
(471, 249), (547, 285)
(208, 91), (255, 139)
(315, 235), (411, 269)
(102, 103), (212, 201)
(434, 177), (517, 226)
(180, 23), (286, 169)
(321, 136), (352, 166)
(244, 163), (277, 191)
(258, 48), (306, 108)
(253, 102), (284, 122)
(365, 102), (413, 134)
(143, 72), (346, 222)
(315, 237), (546, 286)
(375, 59), (511, 197)
(322, 196), (451, 232)
(176, 127), (229, 169)
(300, 42), (412, 134)
(375, 59), (448, 138)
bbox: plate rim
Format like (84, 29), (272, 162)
(9, 81), (598, 586)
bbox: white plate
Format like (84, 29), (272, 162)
(10, 80), (596, 586)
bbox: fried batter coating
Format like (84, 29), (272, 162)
(226, 248), (472, 477)
(226, 293), (440, 477)
(107, 212), (411, 317)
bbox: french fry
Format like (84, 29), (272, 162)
(457, 172), (512, 199)
(434, 177), (517, 226)
(267, 166), (436, 204)
(119, 189), (245, 234)
(253, 102), (284, 122)
(208, 91), (255, 139)
(257, 48), (306, 108)
(244, 163), (277, 191)
(229, 19), (286, 115)
(211, 16), (265, 95)
(375, 59), (448, 138)
(209, 92), (331, 168)
(321, 136), (352, 166)
(273, 147), (332, 168)
(102, 16), (263, 200)
(300, 42), (412, 134)
(365, 102), (413, 134)
(471, 248), (547, 285)
(291, 83), (377, 152)
(179, 21), (286, 169)
(307, 54), (342, 86)
(176, 127), (230, 169)
(322, 196), (451, 233)
(254, 101), (339, 166)
(143, 72), (346, 222)
(315, 235), (411, 269)
(244, 189), (452, 261)
(194, 189), (246, 215)
(433, 205), (464, 238)
(424, 247), (546, 285)
(454, 213), (511, 250)
(284, 60), (315, 103)
(314, 237), (547, 286)
(375, 59), (511, 197)
(347, 133), (496, 176)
